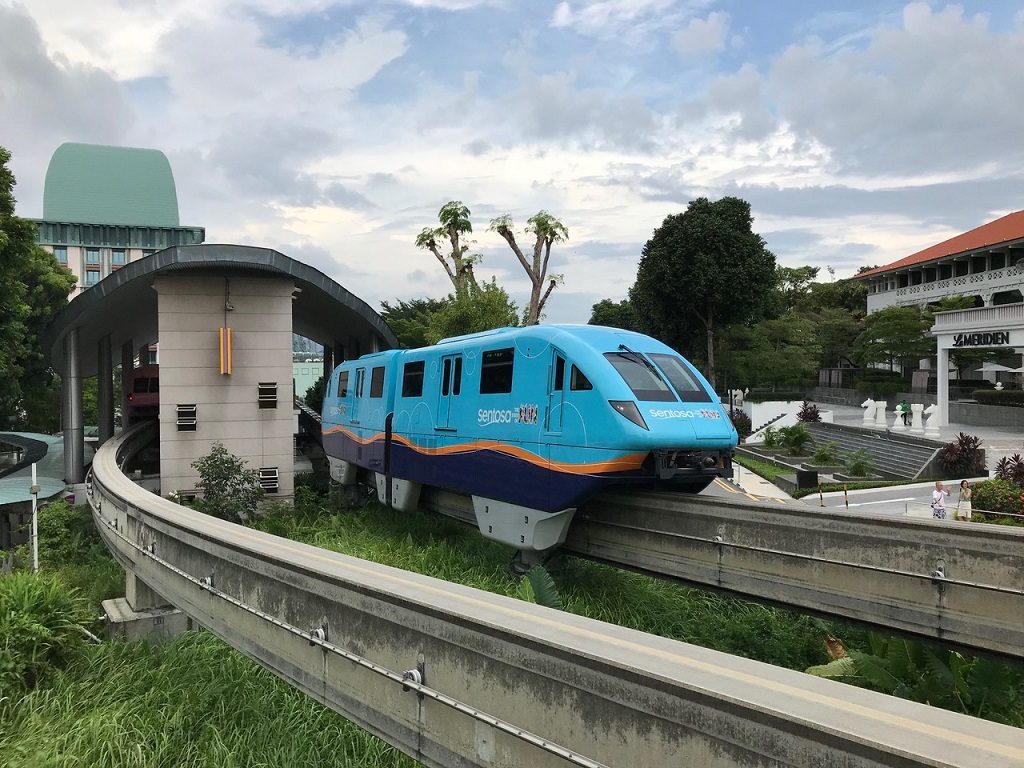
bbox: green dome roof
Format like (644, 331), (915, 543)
(42, 143), (180, 227)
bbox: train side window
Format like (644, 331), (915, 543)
(442, 358), (452, 396)
(554, 355), (565, 391)
(648, 353), (712, 403)
(355, 368), (365, 398)
(369, 367), (385, 398)
(480, 348), (514, 394)
(453, 357), (462, 395)
(402, 361), (425, 397)
(338, 371), (349, 398)
(570, 365), (592, 391)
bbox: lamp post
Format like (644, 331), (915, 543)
(30, 462), (40, 572)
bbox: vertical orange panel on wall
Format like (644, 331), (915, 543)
(219, 327), (232, 374)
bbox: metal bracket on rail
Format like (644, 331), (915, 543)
(308, 623), (329, 647)
(712, 533), (725, 560)
(402, 654), (426, 699)
(931, 562), (946, 596)
(143, 541), (156, 556)
(199, 574), (214, 591)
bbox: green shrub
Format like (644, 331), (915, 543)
(812, 441), (841, 465)
(191, 442), (265, 523)
(761, 425), (782, 449)
(844, 448), (876, 477)
(778, 424), (812, 456)
(972, 479), (1024, 516)
(0, 571), (96, 694)
(973, 389), (1024, 407)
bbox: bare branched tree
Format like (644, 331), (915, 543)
(415, 201), (481, 298)
(489, 210), (567, 325)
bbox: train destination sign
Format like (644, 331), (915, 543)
(952, 331), (1010, 347)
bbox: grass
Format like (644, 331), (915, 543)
(8, 478), (1022, 764)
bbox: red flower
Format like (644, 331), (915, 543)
(996, 504), (1003, 511)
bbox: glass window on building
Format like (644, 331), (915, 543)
(112, 249), (127, 266)
(85, 248), (100, 265)
(85, 270), (100, 286)
(53, 246), (68, 264)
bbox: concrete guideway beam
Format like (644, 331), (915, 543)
(87, 428), (1024, 768)
(567, 492), (1024, 659)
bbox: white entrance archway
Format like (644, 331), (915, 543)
(931, 304), (1024, 425)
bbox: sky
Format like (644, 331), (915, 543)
(3, 0), (1024, 324)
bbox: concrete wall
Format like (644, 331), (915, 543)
(155, 275), (295, 499)
(950, 401), (1024, 428)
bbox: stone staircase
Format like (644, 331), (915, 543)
(803, 422), (944, 480)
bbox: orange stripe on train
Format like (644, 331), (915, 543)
(322, 425), (647, 474)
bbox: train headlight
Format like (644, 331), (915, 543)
(609, 401), (648, 430)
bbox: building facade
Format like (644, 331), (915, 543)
(854, 211), (1024, 314)
(32, 143), (204, 296)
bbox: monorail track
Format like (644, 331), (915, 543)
(91, 423), (1024, 767)
(423, 485), (1024, 660)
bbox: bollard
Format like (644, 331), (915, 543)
(818, 482), (824, 508)
(844, 484), (849, 510)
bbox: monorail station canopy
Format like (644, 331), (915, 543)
(43, 244), (397, 486)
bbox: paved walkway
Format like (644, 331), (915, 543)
(730, 404), (1022, 501)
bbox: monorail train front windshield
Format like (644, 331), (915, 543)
(647, 353), (713, 403)
(604, 352), (676, 401)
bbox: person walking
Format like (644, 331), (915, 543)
(957, 480), (972, 522)
(899, 399), (910, 425)
(931, 481), (949, 520)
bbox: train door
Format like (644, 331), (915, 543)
(351, 367), (365, 424)
(546, 351), (565, 434)
(437, 353), (462, 429)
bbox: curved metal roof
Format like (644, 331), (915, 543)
(43, 143), (180, 227)
(42, 244), (397, 377)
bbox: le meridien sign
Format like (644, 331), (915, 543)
(952, 331), (1010, 347)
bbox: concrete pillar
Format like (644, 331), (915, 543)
(937, 346), (950, 427)
(125, 572), (171, 611)
(121, 339), (134, 426)
(62, 327), (85, 484)
(323, 345), (333, 379)
(982, 293), (994, 307)
(138, 343), (150, 366)
(97, 334), (114, 446)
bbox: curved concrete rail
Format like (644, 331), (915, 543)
(88, 426), (1024, 768)
(566, 492), (1024, 659)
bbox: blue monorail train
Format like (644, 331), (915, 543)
(321, 325), (737, 555)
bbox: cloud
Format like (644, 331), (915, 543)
(672, 10), (729, 56)
(551, 0), (682, 32)
(0, 4), (134, 213)
(768, 2), (1024, 176)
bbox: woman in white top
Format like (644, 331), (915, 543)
(957, 480), (972, 522)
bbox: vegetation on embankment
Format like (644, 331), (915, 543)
(3, 475), (1022, 767)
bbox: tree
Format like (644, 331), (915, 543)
(588, 298), (640, 331)
(489, 210), (567, 325)
(852, 305), (934, 370)
(0, 146), (76, 427)
(381, 297), (449, 349)
(191, 442), (264, 523)
(426, 279), (518, 343)
(630, 197), (777, 388)
(720, 315), (821, 390)
(415, 201), (481, 299)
